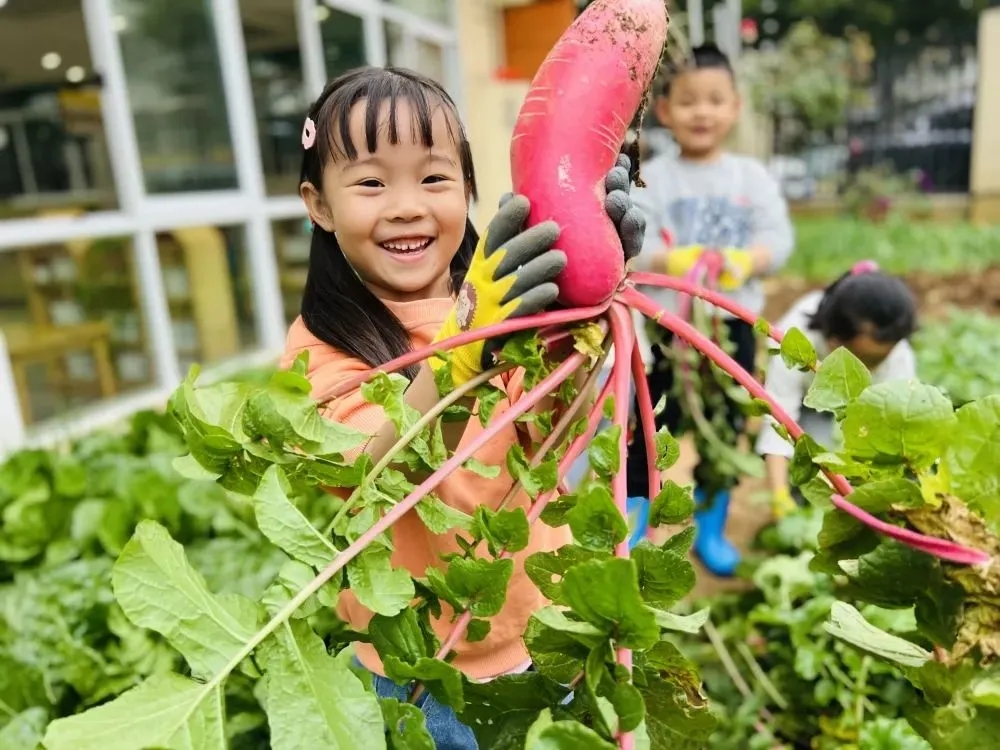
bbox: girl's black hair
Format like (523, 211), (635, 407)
(299, 66), (479, 381)
(660, 43), (734, 97)
(808, 268), (917, 343)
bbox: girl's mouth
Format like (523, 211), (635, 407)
(381, 237), (434, 255)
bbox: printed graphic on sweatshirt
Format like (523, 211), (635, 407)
(666, 196), (753, 249)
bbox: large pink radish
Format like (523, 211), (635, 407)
(509, 0), (668, 308)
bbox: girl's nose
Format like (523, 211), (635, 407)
(387, 189), (429, 222)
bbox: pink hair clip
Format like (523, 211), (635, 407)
(301, 116), (316, 150)
(851, 260), (879, 275)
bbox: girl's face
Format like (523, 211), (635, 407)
(832, 333), (897, 370)
(302, 98), (469, 303)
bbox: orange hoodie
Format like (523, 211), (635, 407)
(280, 297), (571, 680)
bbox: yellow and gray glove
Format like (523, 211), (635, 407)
(771, 486), (797, 520)
(432, 155), (645, 386)
(665, 245), (753, 291)
(603, 153), (646, 263)
(719, 249), (754, 290)
(430, 196), (564, 386)
(499, 154), (645, 261)
(664, 245), (707, 278)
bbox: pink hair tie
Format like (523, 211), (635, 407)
(301, 117), (316, 150)
(851, 260), (879, 275)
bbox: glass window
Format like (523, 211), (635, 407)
(415, 39), (447, 85)
(318, 8), (367, 80)
(0, 240), (153, 426)
(385, 24), (447, 87)
(112, 0), (238, 193)
(0, 1), (117, 219)
(240, 0), (307, 196)
(385, 21), (407, 68)
(383, 0), (450, 24)
(155, 225), (258, 373)
(273, 217), (312, 325)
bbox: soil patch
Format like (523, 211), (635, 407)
(763, 266), (1000, 323)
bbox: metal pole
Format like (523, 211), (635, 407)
(0, 332), (26, 453)
(689, 0), (705, 47)
(297, 0), (328, 98)
(84, 0), (181, 389)
(211, 0), (287, 352)
(728, 0), (742, 62)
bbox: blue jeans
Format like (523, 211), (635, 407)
(369, 669), (478, 749)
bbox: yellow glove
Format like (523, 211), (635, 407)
(719, 249), (754, 291)
(664, 245), (706, 278)
(430, 195), (564, 386)
(771, 486), (797, 520)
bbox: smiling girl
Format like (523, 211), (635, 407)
(280, 66), (644, 747)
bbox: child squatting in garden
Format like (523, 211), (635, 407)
(757, 263), (918, 513)
(626, 43), (795, 577)
(279, 66), (645, 749)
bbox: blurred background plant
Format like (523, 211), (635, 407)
(839, 163), (931, 221)
(745, 20), (874, 156)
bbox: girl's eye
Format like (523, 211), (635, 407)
(423, 175), (448, 184)
(358, 179), (383, 188)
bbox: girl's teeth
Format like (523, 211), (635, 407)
(384, 239), (430, 252)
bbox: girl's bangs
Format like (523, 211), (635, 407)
(319, 76), (460, 163)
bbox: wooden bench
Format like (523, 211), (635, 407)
(2, 320), (117, 425)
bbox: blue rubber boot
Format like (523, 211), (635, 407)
(692, 487), (741, 577)
(626, 497), (651, 550)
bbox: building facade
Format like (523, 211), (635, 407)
(0, 0), (528, 454)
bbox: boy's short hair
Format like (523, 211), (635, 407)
(659, 43), (734, 97)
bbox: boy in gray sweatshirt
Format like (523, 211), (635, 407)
(628, 44), (794, 576)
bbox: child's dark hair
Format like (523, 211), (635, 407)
(809, 263), (917, 343)
(299, 66), (478, 380)
(660, 43), (734, 97)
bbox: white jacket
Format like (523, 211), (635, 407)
(755, 291), (917, 458)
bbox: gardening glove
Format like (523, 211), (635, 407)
(430, 195), (564, 386)
(719, 248), (754, 291)
(602, 153), (646, 263)
(664, 245), (708, 278)
(499, 154), (646, 263)
(771, 486), (797, 520)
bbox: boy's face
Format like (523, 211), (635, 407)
(655, 68), (741, 158)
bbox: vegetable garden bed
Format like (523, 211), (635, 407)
(2, 0), (999, 741)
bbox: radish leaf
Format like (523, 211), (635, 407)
(346, 547), (414, 617)
(649, 480), (695, 526)
(0, 707), (47, 750)
(253, 466), (337, 568)
(842, 381), (957, 468)
(42, 673), (226, 750)
(824, 601), (932, 668)
(632, 540), (696, 610)
(257, 621), (385, 750)
(566, 482), (628, 552)
(380, 698), (435, 749)
(805, 346), (872, 415)
(473, 506), (530, 556)
(780, 327), (819, 371)
(111, 521), (258, 680)
(563, 558), (658, 650)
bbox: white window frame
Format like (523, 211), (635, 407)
(0, 0), (461, 457)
